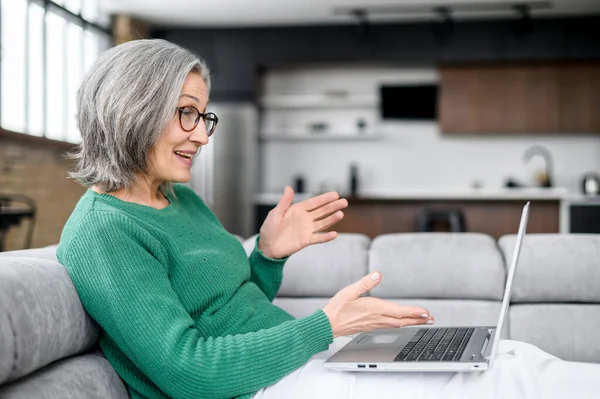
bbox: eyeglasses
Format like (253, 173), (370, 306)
(176, 106), (219, 136)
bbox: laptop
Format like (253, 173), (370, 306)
(324, 202), (530, 373)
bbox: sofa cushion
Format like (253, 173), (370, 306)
(0, 257), (99, 384)
(499, 234), (600, 302)
(509, 304), (600, 363)
(0, 350), (129, 399)
(244, 233), (370, 297)
(370, 233), (505, 300)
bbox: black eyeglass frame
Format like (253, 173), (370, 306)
(176, 106), (219, 136)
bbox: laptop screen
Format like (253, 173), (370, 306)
(488, 202), (530, 365)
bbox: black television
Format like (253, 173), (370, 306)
(379, 84), (438, 120)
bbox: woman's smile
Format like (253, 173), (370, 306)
(174, 150), (196, 166)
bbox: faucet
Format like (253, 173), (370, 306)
(522, 145), (553, 188)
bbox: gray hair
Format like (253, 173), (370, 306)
(69, 39), (211, 193)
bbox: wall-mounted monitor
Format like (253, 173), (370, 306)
(379, 84), (438, 120)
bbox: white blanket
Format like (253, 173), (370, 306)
(254, 338), (600, 399)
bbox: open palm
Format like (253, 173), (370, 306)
(258, 187), (349, 259)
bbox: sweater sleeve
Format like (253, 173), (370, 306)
(60, 212), (332, 399)
(248, 235), (287, 302)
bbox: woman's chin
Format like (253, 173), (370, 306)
(170, 173), (191, 184)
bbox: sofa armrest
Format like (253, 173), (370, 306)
(0, 256), (99, 385)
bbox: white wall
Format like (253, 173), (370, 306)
(260, 65), (600, 195)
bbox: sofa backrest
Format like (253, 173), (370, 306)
(499, 234), (600, 363)
(369, 233), (507, 331)
(0, 252), (99, 385)
(243, 233), (371, 318)
(244, 233), (508, 330)
(369, 233), (505, 300)
(2, 231), (598, 389)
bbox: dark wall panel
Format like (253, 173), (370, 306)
(563, 18), (600, 59)
(155, 17), (600, 101)
(499, 20), (566, 60)
(213, 32), (256, 94)
(362, 24), (438, 64)
(253, 28), (321, 65)
(437, 22), (504, 62)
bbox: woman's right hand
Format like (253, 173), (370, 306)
(322, 272), (434, 338)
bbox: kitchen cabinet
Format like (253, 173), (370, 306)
(254, 197), (561, 240)
(559, 63), (600, 132)
(328, 199), (560, 240)
(439, 62), (600, 134)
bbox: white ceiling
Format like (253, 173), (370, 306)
(101, 0), (600, 28)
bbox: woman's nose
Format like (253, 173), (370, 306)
(189, 122), (209, 145)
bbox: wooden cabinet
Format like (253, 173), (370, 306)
(256, 198), (561, 240)
(559, 63), (600, 132)
(439, 62), (600, 134)
(331, 199), (560, 240)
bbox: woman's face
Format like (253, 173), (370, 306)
(148, 73), (210, 184)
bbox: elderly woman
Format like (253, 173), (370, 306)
(58, 39), (600, 399)
(57, 39), (433, 399)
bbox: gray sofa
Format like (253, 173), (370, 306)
(1, 233), (599, 398)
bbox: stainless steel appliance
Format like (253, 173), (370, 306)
(581, 172), (600, 196)
(188, 103), (259, 238)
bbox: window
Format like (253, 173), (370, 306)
(28, 2), (44, 136)
(0, 0), (111, 143)
(1, 0), (27, 134)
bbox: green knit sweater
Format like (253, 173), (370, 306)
(57, 184), (333, 399)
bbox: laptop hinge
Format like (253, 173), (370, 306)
(482, 328), (496, 359)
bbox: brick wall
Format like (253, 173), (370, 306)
(0, 132), (86, 251)
(0, 15), (152, 252)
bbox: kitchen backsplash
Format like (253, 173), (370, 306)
(259, 65), (600, 195)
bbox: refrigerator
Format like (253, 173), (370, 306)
(188, 103), (259, 239)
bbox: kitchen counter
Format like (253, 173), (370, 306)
(254, 187), (580, 237)
(255, 187), (571, 205)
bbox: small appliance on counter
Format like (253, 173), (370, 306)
(308, 121), (329, 134)
(580, 172), (600, 196)
(349, 163), (360, 197)
(294, 176), (305, 193)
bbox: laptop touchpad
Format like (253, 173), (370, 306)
(364, 334), (400, 344)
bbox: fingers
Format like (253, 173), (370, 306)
(309, 231), (338, 245)
(375, 315), (434, 329)
(301, 191), (340, 212)
(311, 198), (349, 221)
(313, 210), (344, 232)
(372, 298), (432, 320)
(336, 272), (382, 302)
(361, 299), (434, 330)
(272, 186), (294, 217)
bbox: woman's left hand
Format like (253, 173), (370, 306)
(258, 186), (349, 259)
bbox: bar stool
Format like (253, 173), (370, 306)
(0, 194), (36, 251)
(416, 208), (466, 233)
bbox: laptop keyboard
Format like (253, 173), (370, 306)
(394, 327), (475, 362)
